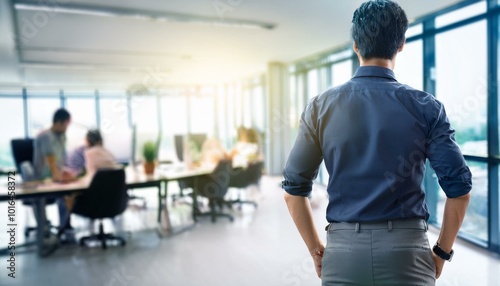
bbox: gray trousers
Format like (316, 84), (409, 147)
(321, 219), (436, 286)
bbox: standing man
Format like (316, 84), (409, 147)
(33, 108), (74, 239)
(283, 1), (471, 285)
(33, 108), (71, 182)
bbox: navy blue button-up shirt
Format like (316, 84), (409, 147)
(282, 66), (472, 223)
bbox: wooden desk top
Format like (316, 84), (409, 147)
(0, 164), (214, 201)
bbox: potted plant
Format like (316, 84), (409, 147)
(142, 141), (157, 174)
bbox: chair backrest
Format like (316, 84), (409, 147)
(229, 161), (264, 188)
(72, 168), (128, 219)
(247, 161), (264, 183)
(11, 138), (34, 172)
(196, 159), (232, 199)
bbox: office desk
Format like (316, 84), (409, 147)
(125, 165), (213, 236)
(0, 165), (213, 257)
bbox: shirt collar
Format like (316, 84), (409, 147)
(353, 66), (397, 81)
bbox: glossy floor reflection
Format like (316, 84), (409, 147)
(1, 176), (499, 286)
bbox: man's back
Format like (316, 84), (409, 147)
(316, 66), (434, 222)
(287, 66), (470, 223)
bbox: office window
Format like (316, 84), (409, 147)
(296, 73), (306, 115)
(131, 95), (160, 163)
(394, 40), (423, 90)
(435, 2), (487, 28)
(161, 96), (188, 136)
(406, 24), (423, 38)
(233, 83), (243, 128)
(288, 75), (298, 148)
(99, 97), (129, 132)
(216, 86), (229, 149)
(65, 97), (96, 129)
(28, 98), (61, 136)
(131, 95), (159, 133)
(331, 60), (353, 87)
(435, 21), (487, 156)
(436, 161), (488, 242)
(242, 88), (252, 127)
(0, 98), (25, 171)
(252, 85), (265, 132)
(307, 69), (319, 99)
(66, 97), (97, 150)
(226, 84), (237, 145)
(160, 95), (188, 161)
(190, 94), (215, 136)
(99, 97), (133, 164)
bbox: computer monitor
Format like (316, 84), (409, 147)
(174, 133), (207, 162)
(103, 128), (134, 165)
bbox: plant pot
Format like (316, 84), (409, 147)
(144, 161), (156, 175)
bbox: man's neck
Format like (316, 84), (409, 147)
(50, 125), (63, 135)
(359, 57), (396, 70)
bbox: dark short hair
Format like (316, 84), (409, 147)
(52, 108), (71, 124)
(86, 129), (103, 147)
(351, 0), (408, 60)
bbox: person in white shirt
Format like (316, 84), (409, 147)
(229, 127), (261, 168)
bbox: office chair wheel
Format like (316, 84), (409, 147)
(24, 229), (30, 238)
(120, 240), (126, 246)
(79, 239), (85, 246)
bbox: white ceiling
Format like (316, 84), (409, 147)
(2, 0), (466, 89)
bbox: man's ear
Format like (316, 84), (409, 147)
(353, 42), (359, 54)
(398, 39), (406, 52)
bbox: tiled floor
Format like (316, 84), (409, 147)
(0, 176), (499, 286)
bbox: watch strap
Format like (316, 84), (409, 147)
(433, 243), (454, 261)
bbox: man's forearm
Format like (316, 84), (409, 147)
(46, 156), (60, 180)
(437, 193), (471, 252)
(284, 192), (323, 254)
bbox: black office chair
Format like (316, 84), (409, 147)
(193, 160), (234, 223)
(10, 138), (57, 237)
(71, 168), (128, 249)
(227, 161), (264, 209)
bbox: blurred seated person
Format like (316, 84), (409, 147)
(228, 127), (261, 168)
(200, 138), (228, 167)
(176, 137), (226, 202)
(65, 145), (86, 178)
(63, 129), (117, 235)
(81, 129), (117, 183)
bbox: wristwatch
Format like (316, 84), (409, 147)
(432, 243), (454, 262)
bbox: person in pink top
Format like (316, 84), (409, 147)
(82, 129), (117, 182)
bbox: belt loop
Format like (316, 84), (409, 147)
(325, 223), (331, 232)
(355, 223), (360, 233)
(388, 220), (393, 231)
(424, 220), (428, 232)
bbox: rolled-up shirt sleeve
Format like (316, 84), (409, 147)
(282, 99), (324, 197)
(426, 100), (472, 198)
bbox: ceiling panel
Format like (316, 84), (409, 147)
(4, 0), (466, 87)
